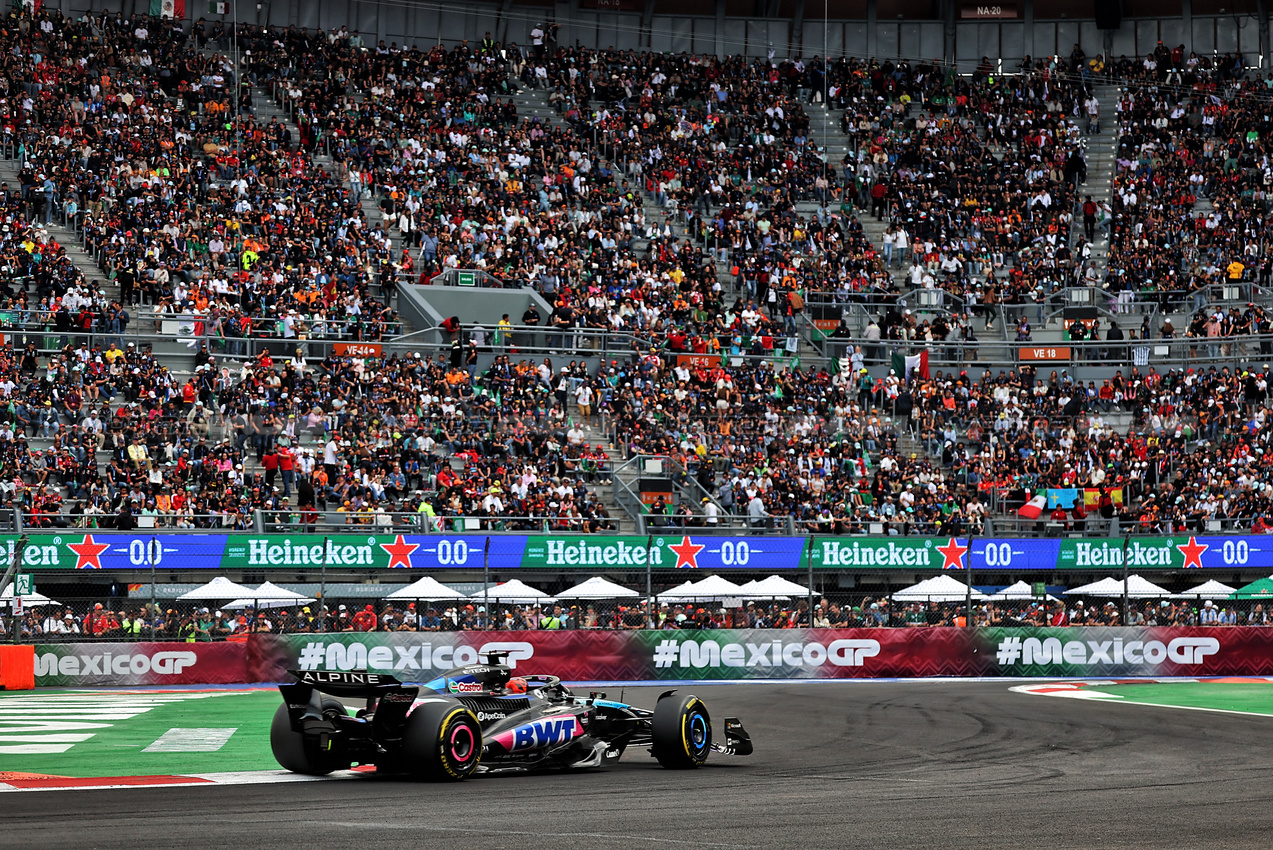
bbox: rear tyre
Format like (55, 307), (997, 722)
(402, 698), (483, 781)
(652, 693), (711, 769)
(270, 697), (350, 775)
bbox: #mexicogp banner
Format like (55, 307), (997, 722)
(249, 627), (1273, 682)
(29, 627), (1273, 686)
(31, 641), (247, 687)
(4, 533), (1271, 571)
(247, 630), (990, 682)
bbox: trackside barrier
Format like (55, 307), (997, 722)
(0, 645), (34, 689)
(23, 629), (1273, 687)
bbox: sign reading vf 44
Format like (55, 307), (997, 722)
(333, 342), (383, 357)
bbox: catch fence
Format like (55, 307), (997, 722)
(7, 567), (1271, 644)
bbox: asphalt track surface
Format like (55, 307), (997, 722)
(5, 681), (1273, 849)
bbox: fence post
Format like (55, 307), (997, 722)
(483, 536), (490, 624)
(319, 536), (329, 633)
(807, 535), (814, 624)
(149, 535), (157, 642)
(646, 534), (654, 628)
(966, 530), (975, 628)
(1, 535), (29, 644)
(1121, 533), (1130, 625)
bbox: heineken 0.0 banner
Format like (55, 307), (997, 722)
(5, 533), (1270, 571)
(519, 535), (807, 570)
(811, 537), (971, 569)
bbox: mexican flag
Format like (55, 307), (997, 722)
(890, 350), (929, 381)
(1018, 494), (1048, 520)
(149, 0), (186, 19)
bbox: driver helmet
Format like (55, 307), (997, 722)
(506, 677), (528, 695)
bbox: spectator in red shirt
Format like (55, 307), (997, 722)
(277, 444), (296, 500)
(262, 445), (279, 492)
(352, 605), (377, 632)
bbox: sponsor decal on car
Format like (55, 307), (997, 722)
(447, 681), (483, 694)
(491, 716), (584, 753)
(476, 711), (507, 722)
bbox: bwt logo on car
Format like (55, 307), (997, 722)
(34, 650), (197, 677)
(997, 636), (1221, 666)
(495, 717), (584, 753)
(653, 638), (881, 669)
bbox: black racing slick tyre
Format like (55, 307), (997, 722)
(652, 693), (711, 769)
(271, 697), (349, 775)
(402, 698), (482, 781)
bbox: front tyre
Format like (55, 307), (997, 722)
(652, 693), (711, 769)
(402, 698), (482, 781)
(270, 697), (350, 775)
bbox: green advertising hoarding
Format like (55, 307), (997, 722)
(521, 535), (662, 568)
(1055, 537), (1211, 570)
(810, 537), (970, 570)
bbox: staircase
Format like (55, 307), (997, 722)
(508, 85), (570, 131)
(0, 157), (118, 307)
(1079, 83), (1120, 283)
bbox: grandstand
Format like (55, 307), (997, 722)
(0, 1), (1264, 538)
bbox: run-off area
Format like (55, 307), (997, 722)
(0, 690), (280, 776)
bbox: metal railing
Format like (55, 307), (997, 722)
(985, 515), (1260, 538)
(256, 511), (605, 534)
(817, 333), (1273, 373)
(635, 513), (800, 535)
(16, 511), (264, 533)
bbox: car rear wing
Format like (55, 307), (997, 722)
(280, 670), (421, 740)
(288, 669), (407, 697)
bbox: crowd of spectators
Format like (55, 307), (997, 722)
(6, 593), (1267, 640)
(0, 6), (1268, 539)
(2, 11), (399, 346)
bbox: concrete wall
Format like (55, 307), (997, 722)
(46, 1), (1268, 69)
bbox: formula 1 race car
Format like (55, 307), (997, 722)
(270, 652), (752, 779)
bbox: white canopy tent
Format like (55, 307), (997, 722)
(892, 575), (988, 602)
(471, 579), (555, 603)
(1066, 575), (1171, 597)
(555, 576), (641, 601)
(988, 580), (1060, 602)
(655, 580), (697, 604)
(659, 575), (746, 603)
(0, 583), (59, 607)
(223, 582), (316, 610)
(1174, 579), (1238, 599)
(177, 576), (259, 601)
(384, 576), (469, 600)
(739, 575), (811, 599)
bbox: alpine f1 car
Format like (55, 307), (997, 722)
(271, 652), (752, 779)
